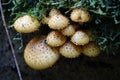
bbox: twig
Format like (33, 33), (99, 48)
(0, 1), (23, 80)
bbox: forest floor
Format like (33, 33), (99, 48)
(0, 15), (120, 80)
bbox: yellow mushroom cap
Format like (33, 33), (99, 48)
(49, 8), (61, 17)
(61, 24), (76, 37)
(14, 15), (40, 33)
(48, 14), (69, 30)
(82, 42), (101, 57)
(46, 31), (66, 47)
(59, 41), (82, 58)
(70, 8), (90, 22)
(24, 37), (60, 70)
(71, 30), (90, 45)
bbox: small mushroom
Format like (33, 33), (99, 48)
(46, 31), (66, 47)
(70, 8), (90, 22)
(48, 14), (69, 30)
(14, 15), (40, 33)
(59, 41), (82, 58)
(61, 24), (76, 37)
(49, 8), (61, 17)
(71, 30), (89, 45)
(24, 36), (60, 70)
(82, 42), (101, 57)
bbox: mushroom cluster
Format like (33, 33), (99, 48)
(14, 8), (101, 70)
(45, 8), (100, 58)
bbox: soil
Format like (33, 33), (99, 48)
(0, 11), (120, 80)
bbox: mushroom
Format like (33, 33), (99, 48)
(48, 14), (69, 30)
(82, 42), (101, 57)
(49, 8), (61, 17)
(59, 41), (82, 58)
(61, 24), (76, 37)
(71, 30), (90, 45)
(14, 15), (40, 33)
(46, 31), (66, 47)
(24, 36), (60, 70)
(70, 8), (90, 22)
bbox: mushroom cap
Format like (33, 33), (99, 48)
(70, 8), (90, 22)
(71, 30), (90, 45)
(61, 24), (76, 37)
(49, 8), (61, 17)
(24, 37), (60, 70)
(46, 31), (66, 47)
(48, 14), (69, 30)
(82, 42), (101, 57)
(59, 41), (82, 58)
(14, 15), (40, 33)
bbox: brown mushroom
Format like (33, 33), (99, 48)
(46, 31), (66, 47)
(49, 8), (61, 17)
(61, 24), (76, 37)
(59, 41), (82, 58)
(48, 14), (69, 30)
(14, 15), (40, 33)
(70, 8), (90, 22)
(82, 42), (101, 57)
(24, 36), (60, 70)
(71, 30), (90, 45)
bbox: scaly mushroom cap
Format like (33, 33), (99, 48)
(61, 24), (76, 37)
(82, 42), (101, 57)
(48, 14), (69, 30)
(46, 31), (66, 47)
(59, 41), (82, 58)
(71, 30), (90, 45)
(14, 15), (40, 33)
(70, 8), (90, 22)
(24, 37), (60, 70)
